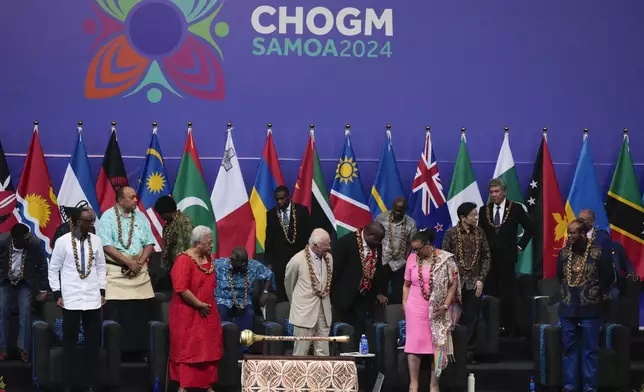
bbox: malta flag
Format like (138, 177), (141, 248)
(16, 122), (62, 256)
(606, 130), (644, 277)
(58, 124), (101, 222)
(135, 125), (169, 251)
(525, 131), (567, 278)
(210, 125), (256, 258)
(0, 139), (17, 233)
(330, 126), (372, 237)
(96, 123), (128, 213)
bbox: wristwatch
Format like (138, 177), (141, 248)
(262, 290), (269, 295)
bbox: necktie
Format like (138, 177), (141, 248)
(283, 210), (289, 230)
(80, 238), (86, 275)
(494, 206), (501, 227)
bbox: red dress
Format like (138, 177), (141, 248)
(169, 254), (223, 388)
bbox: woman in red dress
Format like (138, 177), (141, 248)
(169, 226), (223, 392)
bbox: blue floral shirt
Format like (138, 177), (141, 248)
(215, 258), (273, 309)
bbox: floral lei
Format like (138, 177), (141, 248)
(456, 224), (481, 271)
(304, 245), (332, 298)
(387, 213), (407, 260)
(278, 203), (297, 244)
(71, 234), (94, 279)
(486, 200), (513, 228)
(566, 230), (596, 288)
(114, 205), (135, 249)
(417, 248), (436, 301)
(356, 229), (378, 292)
(229, 263), (250, 309)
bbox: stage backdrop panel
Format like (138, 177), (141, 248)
(0, 0), (643, 199)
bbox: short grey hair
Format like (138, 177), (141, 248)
(488, 178), (506, 191)
(190, 225), (212, 247)
(309, 228), (330, 246)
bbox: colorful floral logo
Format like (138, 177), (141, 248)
(84, 0), (229, 103)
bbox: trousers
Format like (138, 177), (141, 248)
(561, 317), (601, 392)
(293, 303), (330, 356)
(460, 288), (482, 351)
(63, 308), (102, 388)
(0, 282), (32, 354)
(218, 304), (254, 353)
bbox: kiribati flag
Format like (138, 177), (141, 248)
(16, 123), (61, 256)
(136, 125), (169, 250)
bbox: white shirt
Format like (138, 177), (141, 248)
(587, 227), (594, 239)
(360, 231), (370, 258)
(10, 241), (22, 276)
(493, 199), (507, 224)
(49, 232), (107, 311)
(307, 247), (323, 278)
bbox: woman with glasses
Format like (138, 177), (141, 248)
(403, 230), (461, 392)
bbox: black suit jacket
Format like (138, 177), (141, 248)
(0, 233), (48, 291)
(331, 232), (386, 312)
(478, 200), (534, 268)
(264, 203), (311, 272)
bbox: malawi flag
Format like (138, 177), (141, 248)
(0, 139), (17, 233)
(16, 123), (62, 256)
(492, 129), (534, 274)
(250, 125), (285, 253)
(606, 131), (644, 277)
(330, 127), (372, 237)
(173, 124), (217, 251)
(525, 132), (567, 278)
(96, 123), (128, 213)
(211, 126), (256, 258)
(293, 126), (336, 239)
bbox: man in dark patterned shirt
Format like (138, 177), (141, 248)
(155, 196), (193, 291)
(442, 202), (490, 364)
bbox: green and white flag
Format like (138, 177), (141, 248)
(447, 132), (483, 226)
(492, 131), (534, 274)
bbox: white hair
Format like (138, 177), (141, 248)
(309, 229), (330, 246)
(190, 225), (212, 247)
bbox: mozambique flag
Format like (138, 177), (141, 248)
(606, 131), (644, 277)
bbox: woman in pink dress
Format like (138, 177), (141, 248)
(403, 230), (461, 392)
(169, 226), (223, 392)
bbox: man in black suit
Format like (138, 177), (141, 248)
(479, 178), (533, 336)
(0, 223), (48, 362)
(265, 185), (311, 302)
(332, 222), (388, 350)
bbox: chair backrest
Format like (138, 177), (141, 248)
(385, 304), (404, 326)
(275, 302), (290, 327)
(41, 300), (64, 326)
(538, 278), (560, 298)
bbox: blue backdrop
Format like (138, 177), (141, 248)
(0, 0), (643, 201)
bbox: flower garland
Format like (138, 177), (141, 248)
(229, 263), (250, 309)
(356, 229), (378, 292)
(277, 203), (297, 244)
(114, 205), (135, 249)
(182, 252), (215, 275)
(72, 235), (94, 279)
(486, 200), (513, 228)
(417, 248), (436, 301)
(304, 245), (332, 298)
(8, 241), (27, 286)
(387, 213), (407, 260)
(566, 230), (596, 288)
(456, 224), (481, 271)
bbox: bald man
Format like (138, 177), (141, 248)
(285, 229), (333, 356)
(332, 222), (388, 350)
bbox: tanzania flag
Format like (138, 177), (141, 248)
(293, 127), (336, 239)
(330, 127), (372, 237)
(0, 139), (17, 232)
(16, 123), (61, 256)
(368, 126), (404, 217)
(173, 125), (217, 252)
(96, 123), (128, 213)
(250, 127), (285, 253)
(606, 131), (644, 277)
(526, 132), (567, 278)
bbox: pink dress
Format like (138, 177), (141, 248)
(404, 253), (434, 354)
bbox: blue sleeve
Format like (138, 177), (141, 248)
(252, 260), (273, 281)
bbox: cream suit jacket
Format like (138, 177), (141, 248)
(284, 249), (333, 329)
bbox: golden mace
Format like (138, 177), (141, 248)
(240, 329), (350, 346)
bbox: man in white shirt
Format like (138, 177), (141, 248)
(285, 229), (333, 356)
(49, 208), (106, 392)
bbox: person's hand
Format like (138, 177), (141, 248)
(56, 297), (64, 308)
(517, 246), (523, 252)
(36, 292), (47, 301)
(199, 302), (211, 317)
(434, 304), (448, 318)
(266, 264), (273, 271)
(475, 280), (483, 297)
(376, 294), (389, 305)
(259, 292), (269, 307)
(101, 296), (107, 306)
(125, 258), (138, 271)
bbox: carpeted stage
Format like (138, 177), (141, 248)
(2, 335), (643, 391)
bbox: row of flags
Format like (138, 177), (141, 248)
(0, 123), (642, 280)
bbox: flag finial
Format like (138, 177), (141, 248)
(460, 127), (466, 134)
(542, 127), (548, 134)
(33, 120), (39, 125)
(425, 125), (431, 132)
(152, 122), (157, 128)
(583, 128), (588, 134)
(309, 123), (315, 130)
(78, 121), (83, 127)
(227, 121), (232, 128)
(504, 126), (509, 133)
(345, 124), (351, 131)
(188, 122), (193, 127)
(623, 128), (628, 134)
(267, 123), (272, 129)
(386, 124), (391, 130)
(111, 121), (116, 126)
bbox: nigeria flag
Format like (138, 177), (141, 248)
(492, 131), (534, 274)
(447, 131), (483, 225)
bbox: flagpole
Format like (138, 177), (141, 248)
(386, 124), (392, 143)
(152, 122), (158, 134)
(78, 121), (83, 134)
(309, 123), (315, 141)
(267, 123), (272, 136)
(33, 120), (38, 133)
(461, 127), (466, 142)
(623, 128), (628, 142)
(504, 126), (509, 133)
(543, 127), (548, 142)
(583, 128), (588, 141)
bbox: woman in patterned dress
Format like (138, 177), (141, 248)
(169, 226), (223, 392)
(403, 230), (461, 392)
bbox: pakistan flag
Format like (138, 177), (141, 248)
(173, 128), (218, 253)
(492, 130), (534, 274)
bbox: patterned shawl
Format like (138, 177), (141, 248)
(429, 249), (462, 377)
